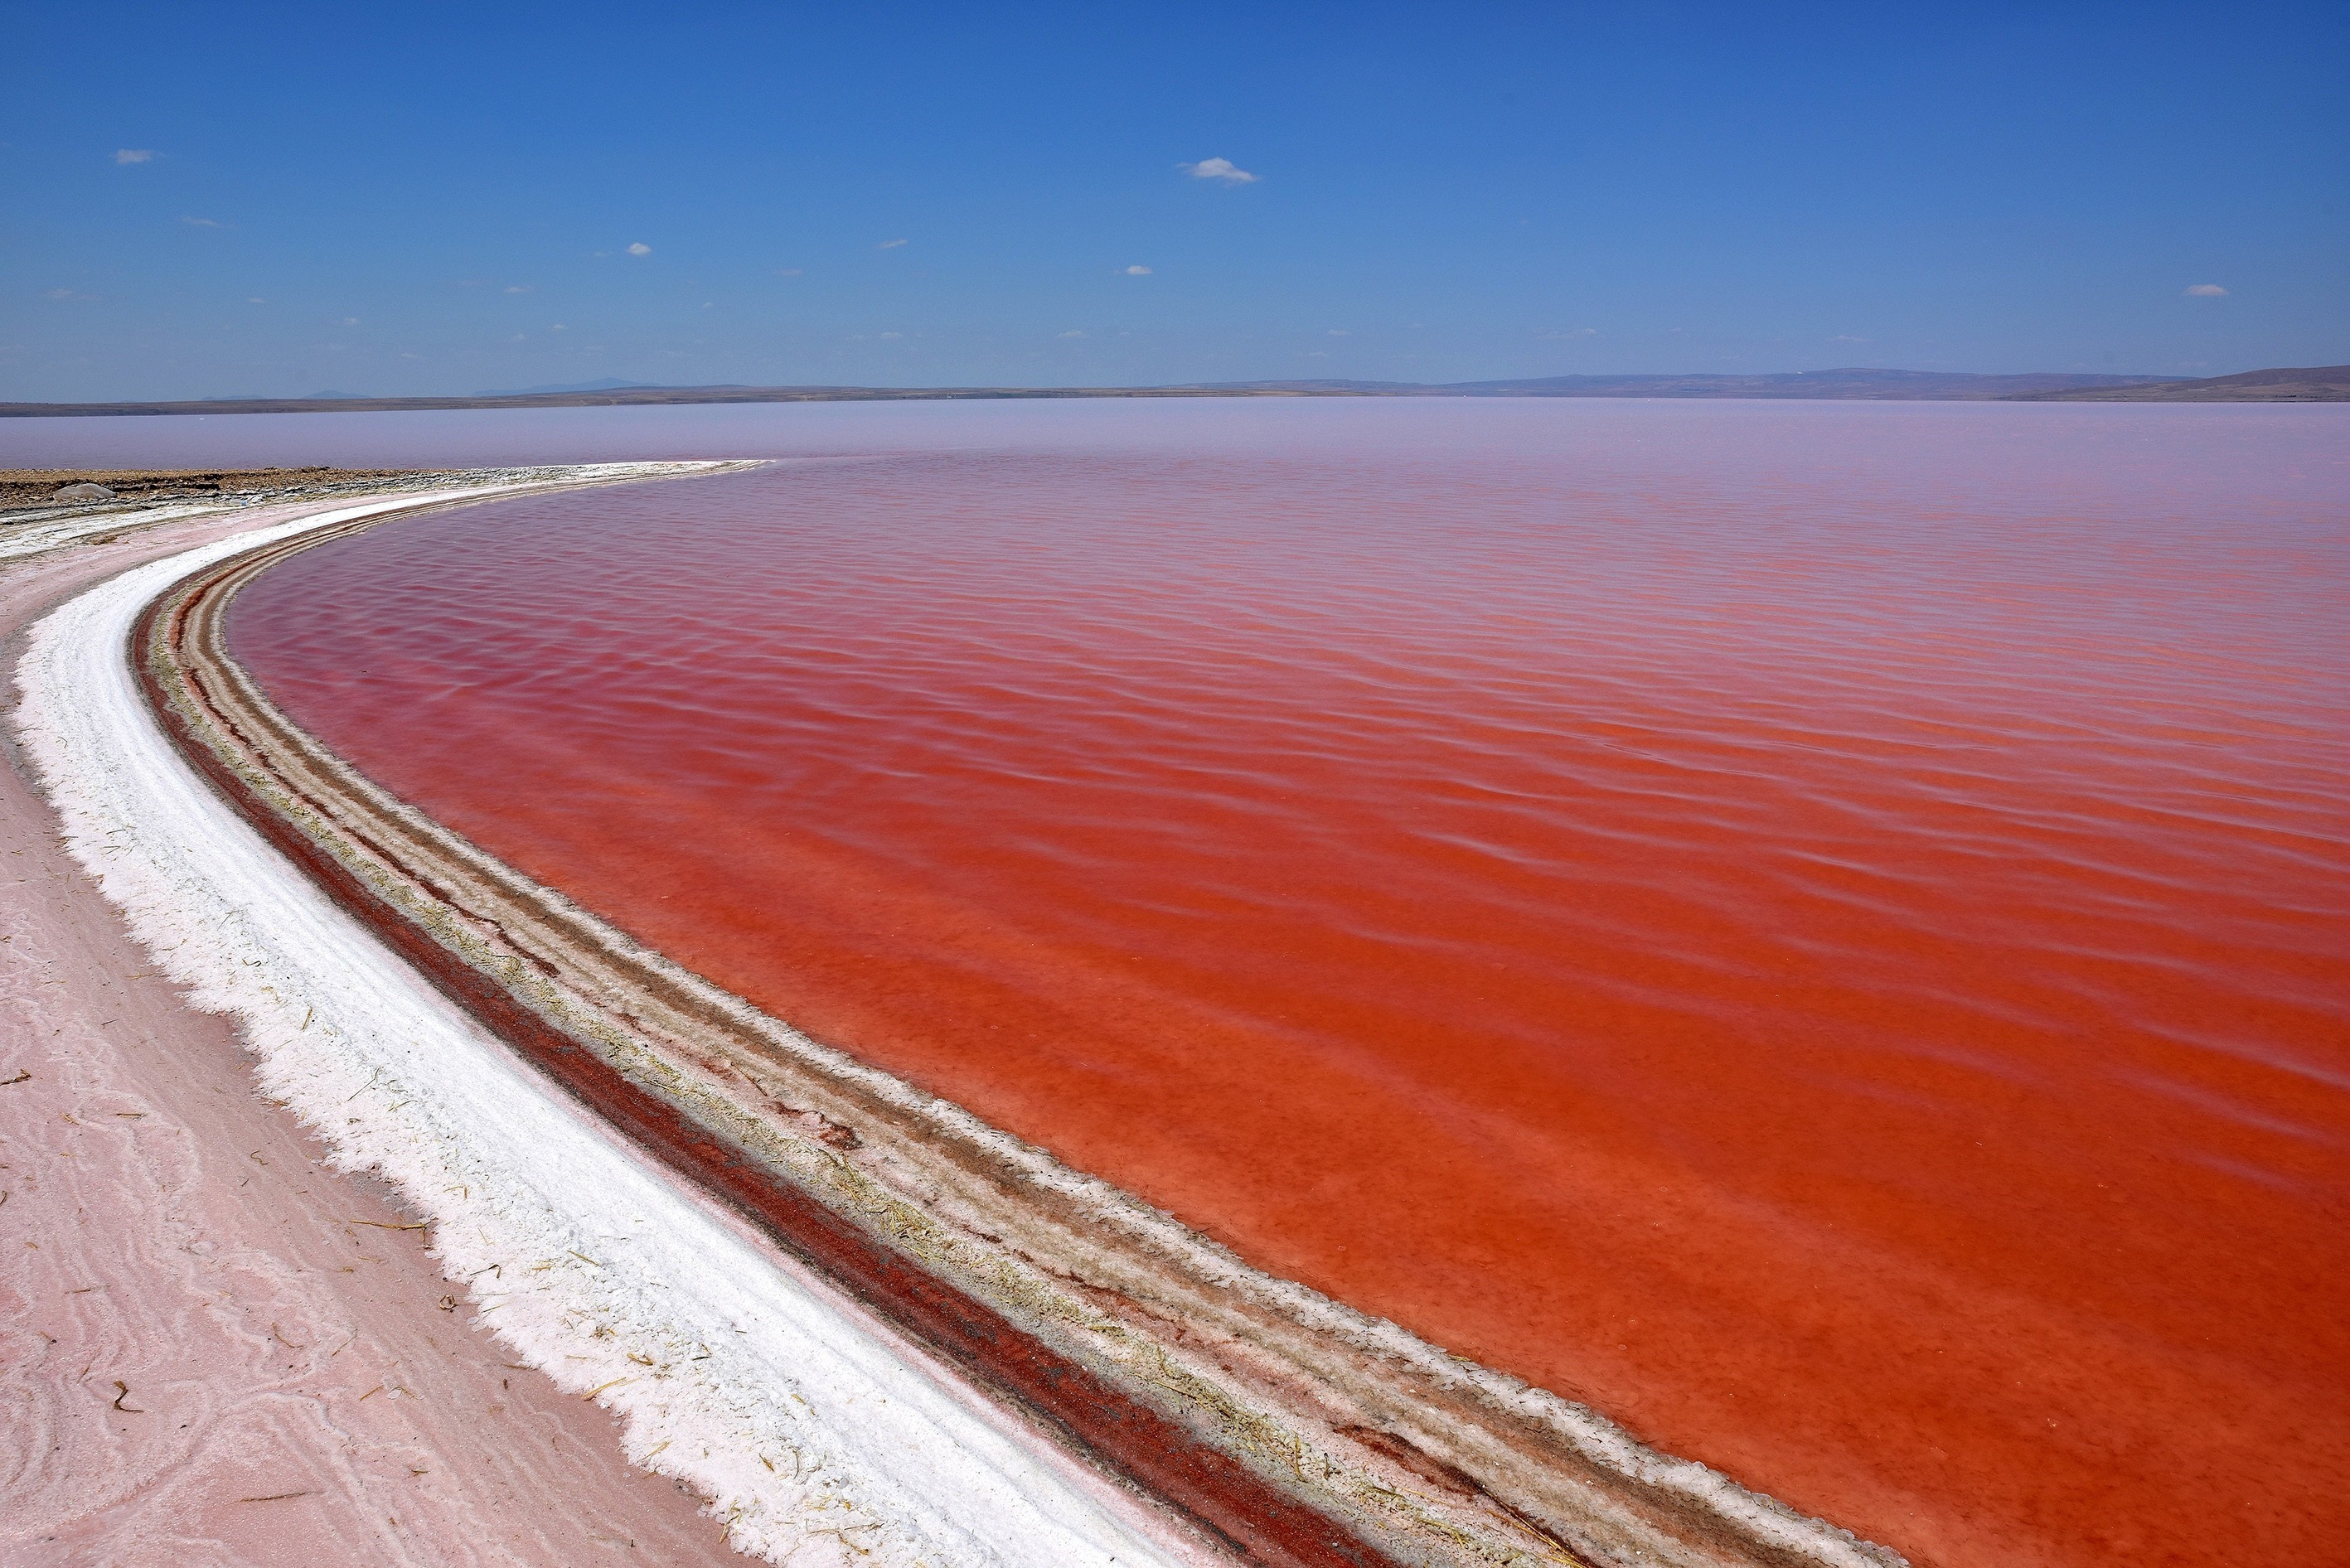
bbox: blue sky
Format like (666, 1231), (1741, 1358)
(5, 2), (2344, 399)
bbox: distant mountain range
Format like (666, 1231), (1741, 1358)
(1177, 369), (2185, 399)
(2001, 364), (2350, 402)
(6, 365), (2342, 419)
(472, 377), (662, 398)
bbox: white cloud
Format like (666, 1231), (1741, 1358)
(43, 288), (96, 301)
(1327, 329), (1349, 336)
(1123, 264), (1153, 275)
(504, 283), (534, 293)
(2183, 283), (2228, 297)
(1831, 334), (1870, 342)
(1180, 157), (1257, 184)
(1535, 327), (1597, 341)
(626, 241), (652, 256)
(878, 238), (908, 249)
(334, 317), (361, 326)
(114, 148), (153, 164)
(181, 215), (227, 228)
(550, 323), (569, 331)
(246, 297), (268, 304)
(1059, 330), (1084, 338)
(879, 331), (904, 339)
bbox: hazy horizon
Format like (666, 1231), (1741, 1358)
(14, 364), (2280, 409)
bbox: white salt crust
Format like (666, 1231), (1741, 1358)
(0, 498), (229, 563)
(12, 473), (1199, 1568)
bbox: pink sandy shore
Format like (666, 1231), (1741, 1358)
(0, 505), (739, 1567)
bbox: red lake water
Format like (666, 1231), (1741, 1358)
(201, 399), (2344, 1566)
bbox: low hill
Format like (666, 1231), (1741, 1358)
(1165, 370), (2173, 398)
(2002, 365), (2349, 402)
(1443, 369), (2172, 399)
(0, 385), (1264, 419)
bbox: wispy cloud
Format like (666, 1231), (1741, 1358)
(1831, 334), (1870, 342)
(504, 283), (534, 293)
(1535, 327), (1597, 341)
(879, 331), (904, 339)
(627, 242), (652, 256)
(246, 297), (268, 304)
(1123, 264), (1153, 275)
(1180, 157), (1257, 184)
(43, 288), (98, 302)
(114, 148), (153, 165)
(1059, 329), (1085, 338)
(334, 317), (361, 326)
(2183, 283), (2229, 297)
(1327, 329), (1349, 336)
(181, 215), (228, 228)
(878, 238), (908, 249)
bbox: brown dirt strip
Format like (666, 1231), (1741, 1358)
(2, 468), (435, 511)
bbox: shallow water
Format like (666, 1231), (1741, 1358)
(109, 397), (2350, 1566)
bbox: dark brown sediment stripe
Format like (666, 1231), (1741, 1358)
(132, 481), (1907, 1568)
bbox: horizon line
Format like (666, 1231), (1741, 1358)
(4, 363), (2345, 418)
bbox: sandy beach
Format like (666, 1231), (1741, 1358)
(0, 496), (741, 1566)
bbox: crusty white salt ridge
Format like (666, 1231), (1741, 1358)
(1, 496), (230, 563)
(12, 470), (1202, 1568)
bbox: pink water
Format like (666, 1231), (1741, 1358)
(214, 400), (2346, 1566)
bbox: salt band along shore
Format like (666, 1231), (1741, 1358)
(17, 465), (1902, 1568)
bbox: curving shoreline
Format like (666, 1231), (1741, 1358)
(0, 483), (748, 1566)
(20, 467), (1903, 1567)
(17, 468), (1210, 1568)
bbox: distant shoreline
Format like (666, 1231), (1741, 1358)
(3, 363), (2341, 419)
